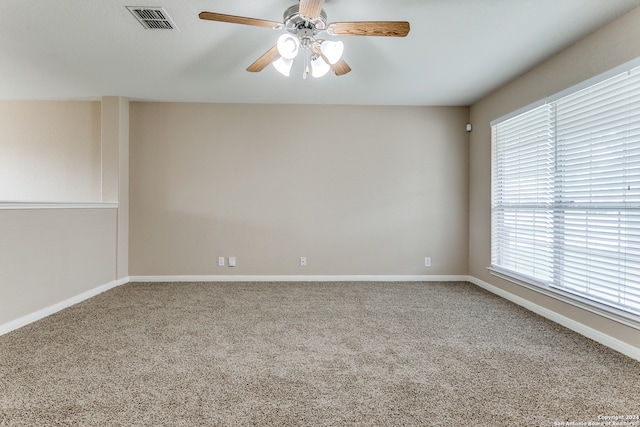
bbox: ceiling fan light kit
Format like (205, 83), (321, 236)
(277, 34), (300, 60)
(199, 0), (410, 79)
(320, 40), (344, 65)
(311, 55), (331, 78)
(272, 57), (294, 77)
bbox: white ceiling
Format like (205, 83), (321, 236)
(1, 0), (639, 106)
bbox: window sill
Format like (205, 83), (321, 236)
(488, 266), (640, 331)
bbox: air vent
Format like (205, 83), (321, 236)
(127, 6), (177, 30)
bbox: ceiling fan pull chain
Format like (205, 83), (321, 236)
(303, 48), (310, 79)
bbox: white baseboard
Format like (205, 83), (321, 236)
(467, 275), (640, 362)
(128, 274), (470, 283)
(0, 278), (126, 336)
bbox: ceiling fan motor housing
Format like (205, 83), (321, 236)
(284, 4), (328, 34)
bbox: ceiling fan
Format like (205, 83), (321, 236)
(199, 0), (410, 78)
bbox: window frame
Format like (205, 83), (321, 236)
(490, 57), (640, 330)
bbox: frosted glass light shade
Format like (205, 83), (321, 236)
(320, 40), (344, 65)
(277, 34), (300, 60)
(311, 56), (330, 78)
(272, 57), (294, 76)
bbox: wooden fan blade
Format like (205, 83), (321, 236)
(247, 46), (280, 72)
(327, 21), (410, 37)
(313, 45), (351, 76)
(199, 11), (282, 29)
(299, 0), (325, 19)
(331, 58), (351, 76)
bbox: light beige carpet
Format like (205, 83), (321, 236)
(1, 281), (639, 426)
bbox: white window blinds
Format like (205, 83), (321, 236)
(492, 64), (640, 322)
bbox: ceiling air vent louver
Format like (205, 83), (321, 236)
(127, 6), (177, 30)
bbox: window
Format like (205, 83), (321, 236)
(491, 61), (640, 325)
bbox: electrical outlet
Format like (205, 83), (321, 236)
(424, 257), (431, 267)
(218, 257), (225, 267)
(300, 256), (307, 266)
(228, 256), (236, 267)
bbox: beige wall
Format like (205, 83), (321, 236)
(0, 101), (101, 203)
(469, 7), (640, 348)
(0, 208), (117, 326)
(129, 103), (470, 276)
(0, 98), (128, 329)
